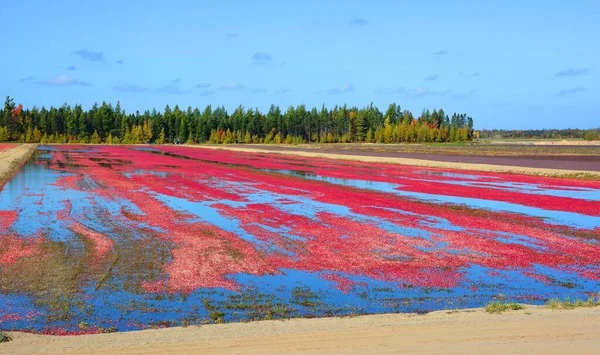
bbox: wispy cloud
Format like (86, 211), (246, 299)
(219, 83), (246, 91)
(72, 49), (105, 61)
(157, 85), (192, 94)
(113, 84), (151, 93)
(375, 86), (469, 100)
(555, 68), (590, 77)
(557, 87), (586, 96)
(459, 72), (479, 77)
(376, 86), (454, 97)
(449, 89), (476, 101)
(67, 65), (77, 71)
(432, 49), (449, 56)
(327, 83), (355, 95)
(408, 87), (457, 97)
(20, 76), (35, 83)
(195, 84), (211, 89)
(116, 59), (124, 64)
(199, 90), (215, 96)
(274, 88), (292, 95)
(406, 88), (436, 97)
(350, 17), (368, 26)
(36, 74), (90, 86)
(226, 33), (239, 38)
(172, 78), (181, 83)
(252, 52), (272, 65)
(424, 74), (439, 81)
(375, 86), (405, 94)
(250, 87), (267, 93)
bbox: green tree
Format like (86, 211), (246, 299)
(156, 128), (166, 144)
(584, 131), (597, 141)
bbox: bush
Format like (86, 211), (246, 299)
(209, 311), (225, 324)
(584, 131), (598, 141)
(546, 295), (600, 310)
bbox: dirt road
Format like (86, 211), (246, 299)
(3, 307), (599, 354)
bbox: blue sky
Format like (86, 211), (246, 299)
(1, 0), (598, 129)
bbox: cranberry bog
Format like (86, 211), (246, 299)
(0, 145), (599, 334)
(0, 144), (17, 153)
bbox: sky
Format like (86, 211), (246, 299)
(1, 0), (598, 129)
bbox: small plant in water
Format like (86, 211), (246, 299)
(210, 311), (225, 324)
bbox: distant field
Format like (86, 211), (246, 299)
(225, 143), (600, 172)
(240, 142), (600, 156)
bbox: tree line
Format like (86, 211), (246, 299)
(0, 97), (474, 144)
(480, 128), (600, 141)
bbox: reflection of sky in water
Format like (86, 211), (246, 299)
(415, 170), (600, 200)
(415, 171), (487, 180)
(408, 176), (600, 201)
(0, 157), (150, 242)
(268, 171), (599, 229)
(1, 147), (600, 333)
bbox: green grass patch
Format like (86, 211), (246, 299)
(0, 331), (12, 343)
(546, 295), (600, 310)
(485, 301), (524, 314)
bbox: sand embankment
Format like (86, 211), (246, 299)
(0, 144), (37, 188)
(3, 306), (600, 354)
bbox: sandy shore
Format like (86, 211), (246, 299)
(3, 306), (600, 354)
(186, 145), (600, 178)
(0, 144), (37, 188)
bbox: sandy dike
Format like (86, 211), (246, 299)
(0, 144), (37, 187)
(187, 145), (600, 178)
(3, 306), (600, 354)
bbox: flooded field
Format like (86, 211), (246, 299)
(1, 145), (599, 334)
(0, 144), (18, 154)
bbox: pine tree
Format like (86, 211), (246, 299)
(156, 128), (166, 144)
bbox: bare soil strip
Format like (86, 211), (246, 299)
(0, 144), (37, 188)
(237, 144), (600, 171)
(3, 307), (599, 354)
(188, 145), (600, 178)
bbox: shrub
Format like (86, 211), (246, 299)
(546, 295), (600, 310)
(209, 311), (225, 324)
(584, 131), (597, 141)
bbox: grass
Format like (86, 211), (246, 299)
(546, 295), (600, 310)
(209, 311), (225, 324)
(485, 301), (524, 314)
(0, 331), (12, 343)
(546, 172), (600, 181)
